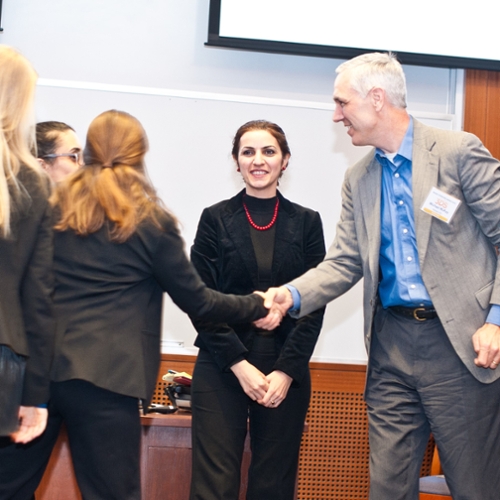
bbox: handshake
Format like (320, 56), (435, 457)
(252, 286), (295, 330)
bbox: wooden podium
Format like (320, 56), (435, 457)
(36, 411), (254, 500)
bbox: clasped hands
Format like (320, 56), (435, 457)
(230, 360), (293, 408)
(253, 286), (294, 330)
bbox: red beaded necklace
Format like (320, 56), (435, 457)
(243, 197), (279, 231)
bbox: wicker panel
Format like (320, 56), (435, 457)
(420, 436), (436, 477)
(151, 357), (197, 406)
(297, 390), (369, 500)
(151, 378), (170, 405)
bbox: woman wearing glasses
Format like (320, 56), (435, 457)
(36, 121), (83, 182)
(189, 120), (326, 500)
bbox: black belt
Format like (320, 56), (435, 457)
(389, 306), (437, 321)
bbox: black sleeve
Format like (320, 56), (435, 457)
(20, 180), (56, 405)
(151, 217), (267, 328)
(189, 208), (250, 371)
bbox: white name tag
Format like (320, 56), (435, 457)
(421, 187), (461, 223)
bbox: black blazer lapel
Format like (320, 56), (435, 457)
(221, 190), (260, 288)
(272, 191), (298, 282)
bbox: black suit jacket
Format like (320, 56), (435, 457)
(0, 166), (55, 406)
(191, 190), (326, 384)
(50, 210), (268, 404)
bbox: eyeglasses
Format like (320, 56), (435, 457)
(42, 152), (83, 164)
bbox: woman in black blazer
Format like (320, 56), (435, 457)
(0, 46), (54, 447)
(1, 110), (274, 500)
(189, 120), (326, 500)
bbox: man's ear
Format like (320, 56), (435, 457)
(370, 87), (385, 111)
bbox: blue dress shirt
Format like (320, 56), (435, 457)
(376, 118), (432, 308)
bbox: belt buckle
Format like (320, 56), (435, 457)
(413, 307), (427, 321)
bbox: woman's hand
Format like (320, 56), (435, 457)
(259, 370), (293, 408)
(230, 360), (269, 401)
(253, 291), (283, 330)
(254, 287), (292, 330)
(10, 406), (48, 444)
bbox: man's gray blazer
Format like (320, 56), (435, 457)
(292, 119), (500, 383)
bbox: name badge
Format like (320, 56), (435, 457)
(421, 187), (461, 223)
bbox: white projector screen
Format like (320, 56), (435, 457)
(207, 0), (500, 70)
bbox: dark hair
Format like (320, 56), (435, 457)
(231, 120), (291, 159)
(36, 121), (75, 160)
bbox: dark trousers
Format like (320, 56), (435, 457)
(366, 308), (500, 500)
(190, 342), (310, 500)
(0, 380), (141, 500)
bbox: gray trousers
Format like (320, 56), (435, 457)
(366, 307), (500, 500)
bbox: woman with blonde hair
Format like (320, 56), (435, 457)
(0, 109), (275, 500)
(0, 45), (54, 447)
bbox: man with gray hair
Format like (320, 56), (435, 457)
(258, 52), (500, 499)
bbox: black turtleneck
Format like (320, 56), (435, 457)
(243, 194), (278, 291)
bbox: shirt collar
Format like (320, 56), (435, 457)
(375, 116), (414, 164)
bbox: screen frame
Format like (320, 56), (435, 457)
(206, 0), (500, 71)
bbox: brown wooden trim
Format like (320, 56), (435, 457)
(464, 69), (500, 159)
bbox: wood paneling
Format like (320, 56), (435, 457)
(420, 494), (452, 500)
(464, 69), (500, 159)
(36, 411), (261, 500)
(36, 425), (81, 500)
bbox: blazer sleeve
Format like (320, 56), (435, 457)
(272, 211), (326, 384)
(458, 133), (500, 305)
(150, 218), (267, 327)
(20, 179), (56, 406)
(189, 207), (250, 371)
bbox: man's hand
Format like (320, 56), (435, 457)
(230, 360), (269, 401)
(254, 286), (293, 330)
(259, 370), (293, 408)
(472, 322), (500, 369)
(253, 291), (283, 330)
(10, 406), (48, 444)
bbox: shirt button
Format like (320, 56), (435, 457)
(403, 228), (408, 234)
(407, 256), (413, 261)
(395, 173), (400, 178)
(410, 284), (416, 289)
(398, 200), (404, 205)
